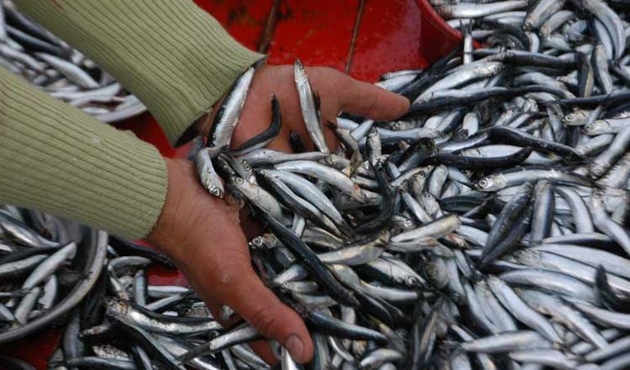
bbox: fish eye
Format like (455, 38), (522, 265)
(211, 188), (222, 197)
(242, 160), (251, 171)
(592, 167), (604, 177)
(235, 177), (244, 185)
(479, 179), (488, 187)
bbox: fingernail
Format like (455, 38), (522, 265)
(284, 334), (304, 361)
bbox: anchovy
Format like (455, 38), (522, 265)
(479, 182), (533, 266)
(104, 296), (221, 336)
(259, 211), (359, 307)
(207, 65), (256, 149)
(571, 302), (630, 330)
(487, 275), (561, 343)
(232, 94), (282, 155)
(275, 160), (365, 201)
(436, 1), (528, 20)
(499, 269), (600, 304)
(22, 241), (76, 290)
(474, 169), (593, 192)
(509, 349), (581, 370)
(514, 249), (630, 295)
(178, 323), (261, 363)
(294, 59), (329, 153)
(518, 289), (608, 349)
(460, 331), (552, 353)
(195, 148), (225, 198)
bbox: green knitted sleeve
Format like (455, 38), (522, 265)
(13, 0), (265, 146)
(0, 68), (167, 239)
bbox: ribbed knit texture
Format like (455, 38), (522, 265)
(0, 68), (167, 239)
(14, 0), (264, 146)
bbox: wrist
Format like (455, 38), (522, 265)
(146, 157), (195, 257)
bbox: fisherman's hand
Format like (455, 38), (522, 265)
(199, 63), (410, 151)
(175, 62), (408, 364)
(146, 157), (313, 363)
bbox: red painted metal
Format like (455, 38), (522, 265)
(417, 0), (463, 62)
(3, 1), (460, 368)
(350, 0), (430, 81)
(267, 0), (359, 73)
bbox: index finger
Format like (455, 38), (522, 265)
(334, 73), (410, 121)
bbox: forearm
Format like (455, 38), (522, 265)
(0, 68), (167, 239)
(13, 0), (264, 146)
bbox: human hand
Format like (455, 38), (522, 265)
(223, 62), (411, 240)
(167, 62), (409, 364)
(146, 157), (312, 363)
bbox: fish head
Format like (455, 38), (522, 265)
(562, 110), (587, 126)
(424, 262), (442, 284)
(209, 187), (224, 198)
(512, 249), (540, 265)
(367, 126), (379, 138)
(241, 159), (252, 173)
(79, 323), (112, 339)
(405, 275), (423, 289)
(220, 304), (235, 321)
(232, 176), (246, 187)
(443, 233), (469, 249)
(486, 274), (504, 289)
(391, 216), (415, 231)
(582, 120), (609, 135)
(589, 163), (607, 179)
(391, 121), (404, 131)
(422, 192), (437, 205)
(249, 236), (265, 249)
(494, 62), (506, 73)
(474, 175), (505, 192)
(103, 296), (127, 315)
(200, 175), (224, 198)
(590, 189), (606, 205)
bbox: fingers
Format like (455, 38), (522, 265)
(219, 267), (314, 363)
(313, 68), (409, 121)
(342, 78), (410, 121)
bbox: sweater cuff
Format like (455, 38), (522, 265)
(14, 0), (265, 146)
(0, 68), (167, 239)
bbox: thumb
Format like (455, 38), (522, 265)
(221, 269), (314, 363)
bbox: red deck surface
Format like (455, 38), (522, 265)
(0, 1), (460, 368)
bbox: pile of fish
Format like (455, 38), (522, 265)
(7, 0), (630, 369)
(0, 0), (146, 123)
(44, 239), (323, 370)
(0, 205), (87, 334)
(188, 0), (630, 369)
